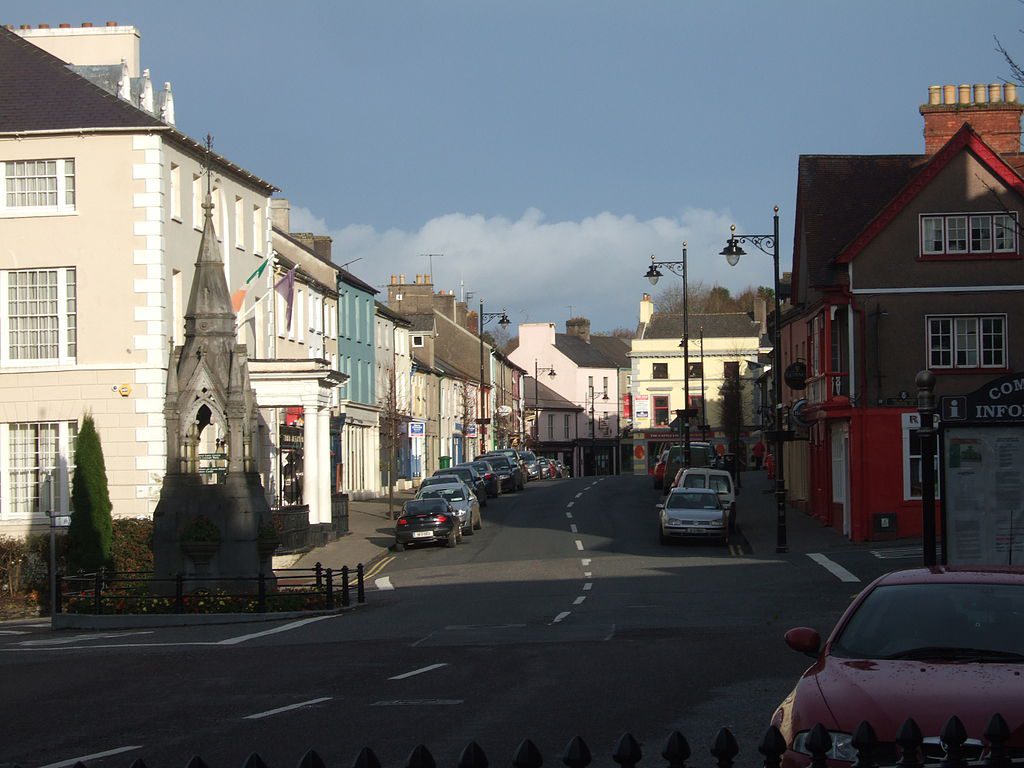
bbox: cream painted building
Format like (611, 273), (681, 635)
(0, 25), (299, 536)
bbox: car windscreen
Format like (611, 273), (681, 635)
(420, 488), (466, 502)
(831, 582), (1024, 659)
(665, 492), (719, 509)
(487, 457), (511, 469)
(709, 476), (732, 494)
(682, 476), (707, 489)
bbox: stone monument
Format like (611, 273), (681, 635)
(152, 191), (277, 593)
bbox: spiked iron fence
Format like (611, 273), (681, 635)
(16, 714), (1023, 768)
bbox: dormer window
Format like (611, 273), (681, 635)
(920, 212), (1018, 258)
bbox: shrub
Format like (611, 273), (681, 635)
(111, 518), (153, 573)
(0, 536), (27, 597)
(68, 415), (113, 573)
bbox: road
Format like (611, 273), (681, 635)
(0, 473), (907, 768)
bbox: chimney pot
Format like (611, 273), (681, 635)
(19, 24), (30, 29)
(958, 84), (971, 104)
(1007, 83), (1018, 103)
(38, 23), (50, 29)
(59, 23), (71, 28)
(81, 22), (93, 27)
(399, 274), (406, 284)
(990, 83), (1003, 102)
(928, 85), (941, 105)
(974, 84), (987, 103)
(943, 84), (956, 104)
(106, 20), (117, 26)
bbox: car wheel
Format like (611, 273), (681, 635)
(473, 514), (482, 530)
(464, 522), (474, 536)
(394, 541), (405, 552)
(445, 530), (457, 548)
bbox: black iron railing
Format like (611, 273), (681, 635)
(18, 714), (1023, 768)
(55, 562), (366, 615)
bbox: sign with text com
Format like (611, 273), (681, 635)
(408, 421), (425, 438)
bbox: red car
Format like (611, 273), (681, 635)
(773, 567), (1024, 767)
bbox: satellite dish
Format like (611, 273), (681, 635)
(496, 405), (513, 417)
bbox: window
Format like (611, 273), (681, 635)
(547, 413), (554, 439)
(928, 315), (1005, 369)
(687, 362), (703, 378)
(412, 335), (424, 347)
(170, 163), (181, 220)
(1, 159), (76, 215)
(602, 376), (608, 394)
(653, 395), (670, 427)
(252, 205), (263, 255)
(192, 174), (202, 228)
(234, 196), (244, 249)
(652, 363), (668, 379)
(5, 420), (77, 517)
(920, 213), (1018, 256)
(1, 268), (77, 365)
(902, 413), (939, 501)
(564, 414), (570, 439)
(724, 361), (740, 380)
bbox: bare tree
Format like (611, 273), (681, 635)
(379, 361), (406, 519)
(458, 379), (477, 459)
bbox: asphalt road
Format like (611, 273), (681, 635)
(0, 473), (908, 768)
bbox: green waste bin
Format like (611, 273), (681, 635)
(439, 456), (452, 469)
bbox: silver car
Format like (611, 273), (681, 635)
(415, 481), (482, 536)
(658, 487), (728, 545)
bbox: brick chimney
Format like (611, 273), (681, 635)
(920, 83), (1023, 154)
(566, 317), (591, 344)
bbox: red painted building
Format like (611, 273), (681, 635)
(783, 83), (1024, 541)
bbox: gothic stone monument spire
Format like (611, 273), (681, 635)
(152, 187), (276, 592)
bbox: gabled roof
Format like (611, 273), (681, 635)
(0, 26), (276, 192)
(524, 376), (582, 411)
(375, 300), (413, 328)
(405, 314), (437, 334)
(554, 333), (629, 369)
(434, 354), (476, 382)
(644, 312), (762, 341)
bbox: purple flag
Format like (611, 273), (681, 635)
(275, 265), (297, 330)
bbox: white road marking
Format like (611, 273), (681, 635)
(583, 582), (592, 591)
(807, 553), (861, 583)
(219, 614), (337, 645)
(39, 746), (142, 768)
(0, 630), (29, 635)
(375, 576), (394, 591)
(552, 611), (571, 623)
(20, 631), (153, 647)
(575, 493), (583, 499)
(583, 571), (592, 577)
(244, 697), (332, 720)
(389, 663), (448, 680)
(567, 501), (574, 508)
(570, 524), (578, 533)
(581, 558), (591, 566)
(573, 596), (587, 605)
(566, 511), (573, 518)
(575, 540), (584, 551)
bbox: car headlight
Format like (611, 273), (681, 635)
(665, 518), (685, 527)
(792, 731), (855, 762)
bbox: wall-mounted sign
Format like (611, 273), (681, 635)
(496, 405), (513, 417)
(784, 361), (807, 390)
(409, 421), (426, 438)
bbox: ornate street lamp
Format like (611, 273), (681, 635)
(644, 244), (693, 467)
(588, 383), (609, 476)
(533, 360), (556, 449)
(478, 299), (510, 454)
(721, 206), (788, 553)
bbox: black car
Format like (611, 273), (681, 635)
(433, 466), (487, 506)
(482, 454), (523, 493)
(460, 459), (501, 498)
(394, 498), (460, 550)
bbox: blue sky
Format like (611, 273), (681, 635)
(5, 1), (1020, 331)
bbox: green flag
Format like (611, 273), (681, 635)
(246, 258), (269, 285)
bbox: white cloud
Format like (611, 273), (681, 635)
(289, 206), (776, 332)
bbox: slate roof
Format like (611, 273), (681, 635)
(405, 314), (437, 334)
(523, 377), (582, 411)
(375, 300), (412, 328)
(0, 26), (276, 192)
(554, 333), (629, 369)
(644, 312), (762, 341)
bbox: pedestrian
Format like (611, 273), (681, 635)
(765, 451), (775, 480)
(752, 440), (765, 470)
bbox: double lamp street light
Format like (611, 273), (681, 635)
(720, 206), (788, 554)
(478, 300), (510, 451)
(533, 360), (556, 449)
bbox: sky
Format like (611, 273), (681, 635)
(5, 1), (1021, 332)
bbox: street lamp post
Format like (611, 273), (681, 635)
(478, 299), (510, 455)
(533, 360), (557, 450)
(721, 206), (788, 553)
(645, 243), (692, 467)
(916, 369), (938, 567)
(699, 326), (708, 442)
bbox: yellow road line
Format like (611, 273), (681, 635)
(362, 556), (395, 581)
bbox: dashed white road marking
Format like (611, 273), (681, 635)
(573, 596), (587, 605)
(583, 582), (593, 591)
(581, 558), (591, 566)
(570, 524), (578, 533)
(807, 553), (861, 583)
(567, 501), (575, 508)
(20, 631), (153, 647)
(575, 493), (583, 499)
(39, 746), (142, 768)
(583, 571), (592, 577)
(375, 576), (394, 591)
(575, 540), (584, 551)
(552, 611), (571, 623)
(244, 697), (332, 720)
(0, 630), (29, 636)
(566, 511), (573, 518)
(389, 663), (448, 680)
(219, 614), (337, 645)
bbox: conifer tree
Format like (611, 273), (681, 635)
(67, 414), (113, 572)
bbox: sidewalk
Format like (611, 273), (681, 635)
(281, 490), (414, 572)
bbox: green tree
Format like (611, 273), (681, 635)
(67, 414), (113, 573)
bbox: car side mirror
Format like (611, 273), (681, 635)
(655, 503), (664, 509)
(784, 627), (821, 658)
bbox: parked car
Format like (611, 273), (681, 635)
(485, 449), (529, 483)
(657, 487), (728, 545)
(656, 441), (718, 493)
(434, 465), (487, 506)
(462, 459), (501, 498)
(772, 567), (1024, 768)
(555, 460), (571, 478)
(518, 450), (540, 480)
(672, 467), (737, 532)
(394, 498), (460, 550)
(482, 453), (525, 492)
(415, 481), (481, 536)
(537, 457), (557, 479)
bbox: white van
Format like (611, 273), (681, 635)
(672, 467), (737, 532)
